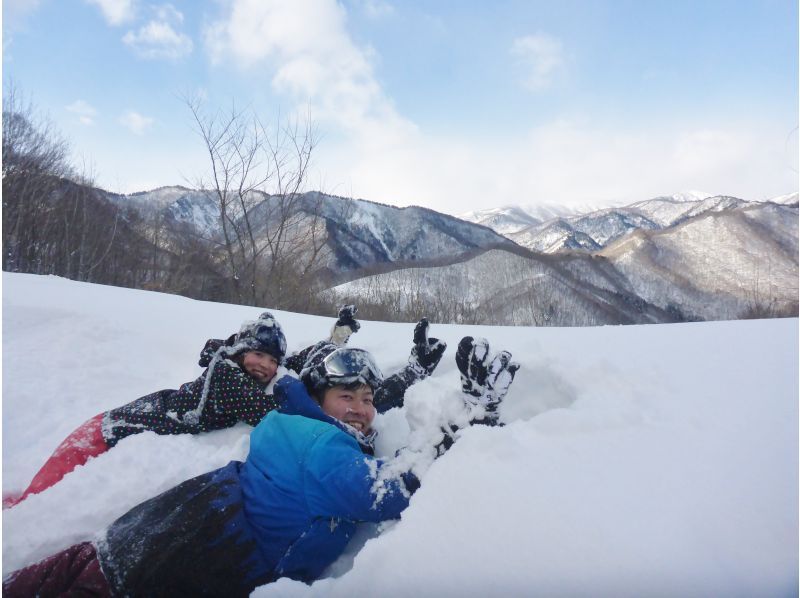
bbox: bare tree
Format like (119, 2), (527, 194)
(185, 95), (331, 309)
(2, 84), (137, 287)
(3, 84), (73, 272)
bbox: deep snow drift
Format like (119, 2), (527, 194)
(2, 272), (797, 596)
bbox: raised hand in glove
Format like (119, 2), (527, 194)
(329, 304), (361, 346)
(407, 318), (447, 380)
(455, 336), (520, 422)
(455, 336), (490, 397)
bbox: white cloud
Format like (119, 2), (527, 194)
(123, 6), (193, 60)
(119, 111), (154, 134)
(204, 0), (415, 145)
(511, 33), (565, 91)
(66, 100), (97, 125)
(85, 0), (136, 26)
(199, 2), (793, 215)
(317, 118), (796, 214)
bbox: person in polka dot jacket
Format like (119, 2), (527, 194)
(5, 306), (446, 508)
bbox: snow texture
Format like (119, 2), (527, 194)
(2, 272), (798, 596)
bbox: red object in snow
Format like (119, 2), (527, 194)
(4, 413), (108, 508)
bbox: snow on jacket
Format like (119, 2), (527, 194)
(241, 377), (419, 583)
(94, 376), (418, 595)
(101, 337), (288, 447)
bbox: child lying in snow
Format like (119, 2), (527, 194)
(2, 335), (519, 596)
(5, 307), (446, 507)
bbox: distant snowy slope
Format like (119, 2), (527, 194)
(630, 194), (745, 228)
(459, 205), (542, 235)
(118, 185), (197, 210)
(327, 248), (676, 326)
(459, 203), (586, 235)
(303, 193), (518, 274)
(460, 191), (798, 260)
(766, 191), (799, 206)
(669, 190), (715, 202)
(464, 192), (709, 252)
(108, 186), (518, 277)
(508, 219), (601, 253)
(4, 273), (796, 597)
(330, 199), (798, 324)
(511, 208), (662, 253)
(600, 203), (799, 320)
(108, 185), (221, 237)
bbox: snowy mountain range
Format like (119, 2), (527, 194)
(326, 191), (798, 325)
(109, 186), (516, 279)
(103, 185), (797, 325)
(599, 201), (799, 321)
(460, 191), (798, 254)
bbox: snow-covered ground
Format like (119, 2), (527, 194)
(2, 272), (797, 596)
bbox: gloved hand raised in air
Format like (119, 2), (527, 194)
(329, 304), (361, 346)
(455, 336), (520, 422)
(370, 319), (447, 413)
(407, 318), (447, 380)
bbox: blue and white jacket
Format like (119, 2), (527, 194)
(95, 377), (419, 596)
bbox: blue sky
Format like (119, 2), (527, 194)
(3, 0), (797, 215)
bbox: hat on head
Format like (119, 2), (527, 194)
(234, 312), (287, 361)
(300, 342), (383, 393)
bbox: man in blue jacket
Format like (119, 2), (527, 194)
(3, 333), (518, 597)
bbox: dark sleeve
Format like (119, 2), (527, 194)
(96, 461), (273, 597)
(373, 365), (420, 413)
(284, 342), (325, 374)
(103, 384), (206, 447)
(435, 416), (503, 455)
(104, 360), (249, 445)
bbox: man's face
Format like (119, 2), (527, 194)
(241, 351), (279, 383)
(321, 384), (376, 434)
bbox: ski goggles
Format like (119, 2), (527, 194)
(321, 348), (384, 390)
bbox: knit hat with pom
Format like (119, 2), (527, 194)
(232, 312), (287, 362)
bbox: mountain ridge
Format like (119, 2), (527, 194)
(57, 181), (798, 325)
(461, 191), (797, 255)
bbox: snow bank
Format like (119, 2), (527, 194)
(2, 273), (797, 596)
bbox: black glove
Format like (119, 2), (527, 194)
(484, 350), (520, 405)
(329, 304), (360, 345)
(455, 336), (489, 397)
(407, 318), (447, 379)
(434, 424), (459, 456)
(456, 336), (520, 421)
(199, 338), (226, 367)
